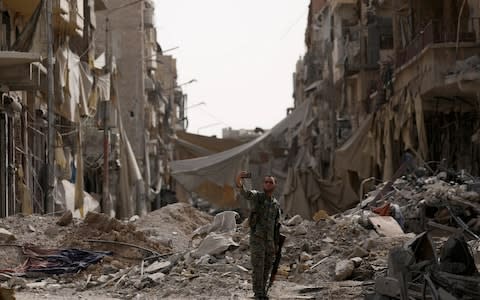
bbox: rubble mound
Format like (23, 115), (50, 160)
(64, 212), (171, 262)
(136, 203), (213, 252)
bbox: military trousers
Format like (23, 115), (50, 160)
(250, 235), (275, 299)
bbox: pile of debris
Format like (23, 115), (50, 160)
(368, 232), (480, 299)
(2, 168), (480, 299)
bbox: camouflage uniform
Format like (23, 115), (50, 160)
(239, 185), (280, 300)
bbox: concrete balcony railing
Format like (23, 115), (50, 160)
(396, 19), (477, 69)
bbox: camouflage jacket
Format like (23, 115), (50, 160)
(239, 185), (280, 241)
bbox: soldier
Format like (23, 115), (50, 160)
(235, 171), (281, 300)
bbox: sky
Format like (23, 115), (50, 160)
(155, 0), (309, 137)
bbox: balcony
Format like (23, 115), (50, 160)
(331, 0), (357, 11)
(0, 52), (46, 91)
(396, 19), (477, 69)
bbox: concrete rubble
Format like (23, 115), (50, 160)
(0, 168), (480, 299)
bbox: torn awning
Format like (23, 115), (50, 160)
(171, 99), (310, 207)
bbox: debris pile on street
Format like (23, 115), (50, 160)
(2, 171), (480, 299)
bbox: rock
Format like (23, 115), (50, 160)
(110, 260), (125, 270)
(144, 261), (171, 274)
(0, 228), (15, 242)
(97, 275), (110, 283)
(350, 257), (363, 267)
(84, 211), (127, 233)
(147, 272), (165, 282)
(300, 252), (312, 262)
(195, 254), (215, 265)
(56, 211), (73, 226)
(28, 225), (36, 232)
(102, 265), (118, 274)
(46, 284), (62, 291)
(184, 252), (194, 265)
(7, 277), (27, 289)
(349, 246), (369, 258)
(286, 215), (303, 226)
(129, 215), (140, 222)
(294, 224), (307, 235)
(322, 237), (334, 243)
(335, 260), (355, 281)
(26, 281), (47, 289)
(226, 256), (235, 264)
(134, 279), (146, 290)
(44, 226), (59, 238)
(363, 238), (377, 251)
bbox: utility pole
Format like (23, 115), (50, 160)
(102, 17), (110, 213)
(46, 0), (55, 214)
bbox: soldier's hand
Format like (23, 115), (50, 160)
(236, 171), (248, 187)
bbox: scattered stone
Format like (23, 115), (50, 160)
(300, 252), (313, 262)
(195, 254), (215, 265)
(44, 225), (59, 238)
(334, 260), (355, 281)
(56, 211), (73, 226)
(129, 215), (140, 222)
(47, 284), (62, 291)
(348, 246), (369, 258)
(294, 224), (307, 235)
(363, 238), (377, 251)
(7, 277), (27, 289)
(286, 215), (303, 226)
(144, 261), (171, 274)
(350, 257), (363, 267)
(184, 252), (194, 265)
(0, 228), (15, 241)
(322, 237), (334, 243)
(97, 275), (110, 283)
(102, 265), (119, 275)
(146, 272), (165, 282)
(26, 281), (47, 289)
(110, 260), (125, 270)
(28, 225), (36, 232)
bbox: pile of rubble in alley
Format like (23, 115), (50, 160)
(1, 169), (480, 299)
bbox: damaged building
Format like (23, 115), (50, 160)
(286, 0), (480, 218)
(0, 0), (187, 219)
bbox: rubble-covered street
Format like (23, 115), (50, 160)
(2, 166), (480, 299)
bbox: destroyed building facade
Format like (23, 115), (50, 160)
(288, 0), (480, 217)
(0, 0), (186, 218)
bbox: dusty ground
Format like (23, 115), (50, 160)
(0, 201), (456, 300)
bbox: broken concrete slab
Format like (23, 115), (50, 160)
(350, 257), (363, 267)
(369, 216), (404, 237)
(348, 246), (369, 258)
(335, 260), (355, 281)
(146, 272), (165, 282)
(26, 281), (47, 289)
(145, 261), (171, 274)
(286, 215), (303, 226)
(0, 228), (15, 241)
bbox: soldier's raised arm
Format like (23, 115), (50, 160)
(235, 171), (257, 201)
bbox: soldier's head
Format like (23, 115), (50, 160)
(263, 175), (276, 194)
